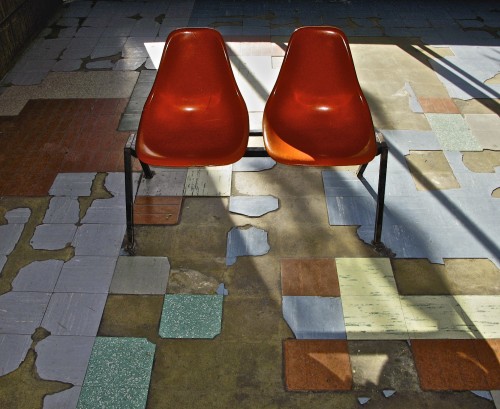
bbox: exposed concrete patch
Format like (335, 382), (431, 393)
(167, 268), (219, 294)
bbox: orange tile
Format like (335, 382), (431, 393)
(281, 258), (340, 296)
(134, 196), (183, 225)
(284, 339), (352, 391)
(418, 97), (460, 114)
(411, 339), (499, 390)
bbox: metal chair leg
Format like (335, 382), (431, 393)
(373, 141), (388, 245)
(356, 163), (368, 178)
(124, 138), (135, 252)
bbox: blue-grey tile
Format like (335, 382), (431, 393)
(55, 256), (117, 293)
(0, 291), (51, 334)
(0, 334), (32, 375)
(35, 335), (95, 385)
(0, 256), (6, 275)
(226, 226), (270, 266)
(113, 58), (146, 71)
(282, 296), (346, 339)
(72, 224), (126, 257)
(30, 224), (77, 250)
(86, 61), (114, 70)
(12, 260), (64, 292)
(49, 173), (96, 197)
(0, 224), (25, 255)
(325, 196), (376, 226)
(110, 256), (170, 295)
(41, 293), (107, 336)
(44, 197), (80, 224)
(232, 157), (276, 172)
(44, 387), (82, 409)
(229, 196), (279, 217)
(5, 208), (31, 224)
(51, 59), (82, 72)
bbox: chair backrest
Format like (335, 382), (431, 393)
(263, 26), (377, 166)
(136, 28), (249, 167)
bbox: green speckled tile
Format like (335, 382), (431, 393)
(159, 294), (223, 339)
(426, 113), (481, 151)
(83, 337), (156, 388)
(77, 386), (149, 409)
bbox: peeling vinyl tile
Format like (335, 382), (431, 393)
(30, 224), (77, 250)
(400, 296), (481, 339)
(35, 335), (95, 385)
(12, 260), (64, 292)
(336, 258), (398, 297)
(136, 168), (187, 196)
(159, 294), (223, 339)
(0, 224), (25, 255)
(232, 157), (276, 172)
(104, 172), (139, 197)
(184, 166), (232, 196)
(464, 114), (500, 150)
(226, 226), (270, 266)
(110, 256), (170, 295)
(54, 256), (117, 293)
(43, 197), (80, 224)
(403, 82), (423, 113)
(49, 173), (96, 197)
(72, 224), (126, 257)
(282, 296), (346, 339)
(44, 387), (82, 409)
(41, 293), (107, 336)
(229, 195), (279, 217)
(0, 334), (32, 376)
(4, 208), (31, 224)
(426, 113), (482, 151)
(0, 291), (51, 334)
(341, 296), (408, 340)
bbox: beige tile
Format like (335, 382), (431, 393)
(336, 258), (397, 296)
(184, 166), (232, 196)
(341, 296), (408, 340)
(401, 296), (481, 339)
(456, 295), (500, 339)
(464, 114), (500, 150)
(405, 151), (460, 191)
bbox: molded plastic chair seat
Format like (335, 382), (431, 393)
(136, 28), (249, 167)
(263, 26), (377, 166)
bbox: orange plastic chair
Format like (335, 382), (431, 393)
(124, 28), (249, 249)
(263, 26), (388, 245)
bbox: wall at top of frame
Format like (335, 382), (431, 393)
(0, 0), (63, 81)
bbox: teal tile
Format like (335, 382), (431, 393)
(426, 113), (481, 151)
(77, 386), (148, 409)
(159, 294), (223, 339)
(83, 337), (155, 388)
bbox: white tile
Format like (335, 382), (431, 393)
(184, 166), (232, 196)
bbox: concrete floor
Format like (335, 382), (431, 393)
(0, 0), (499, 408)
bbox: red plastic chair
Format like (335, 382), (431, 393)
(263, 26), (388, 245)
(124, 28), (249, 249)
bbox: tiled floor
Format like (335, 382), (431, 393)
(0, 0), (499, 408)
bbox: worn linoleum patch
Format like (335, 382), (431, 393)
(282, 296), (346, 339)
(280, 258), (339, 297)
(226, 225), (270, 266)
(49, 173), (96, 197)
(136, 168), (187, 197)
(425, 113), (481, 151)
(184, 166), (232, 196)
(159, 294), (223, 339)
(78, 337), (155, 409)
(283, 339), (352, 391)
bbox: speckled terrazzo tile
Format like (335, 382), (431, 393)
(41, 293), (107, 336)
(159, 294), (223, 339)
(49, 173), (96, 197)
(110, 256), (170, 295)
(229, 196), (279, 217)
(341, 296), (408, 340)
(136, 168), (187, 196)
(35, 335), (95, 385)
(400, 296), (481, 339)
(0, 291), (51, 334)
(282, 296), (346, 339)
(72, 224), (126, 257)
(426, 113), (481, 151)
(464, 114), (500, 150)
(336, 258), (398, 297)
(30, 224), (77, 250)
(44, 386), (82, 409)
(54, 256), (117, 293)
(43, 197), (80, 224)
(456, 295), (500, 338)
(232, 157), (276, 172)
(77, 386), (149, 409)
(0, 334), (32, 375)
(226, 226), (270, 266)
(82, 337), (155, 388)
(184, 166), (232, 196)
(12, 260), (64, 292)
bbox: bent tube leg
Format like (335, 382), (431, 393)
(356, 163), (368, 179)
(374, 142), (388, 244)
(140, 161), (154, 179)
(124, 145), (135, 249)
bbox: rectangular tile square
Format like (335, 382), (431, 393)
(0, 292), (51, 335)
(136, 168), (187, 196)
(134, 196), (182, 225)
(281, 259), (339, 297)
(184, 166), (232, 196)
(426, 113), (482, 151)
(159, 294), (223, 339)
(464, 114), (500, 150)
(12, 260), (64, 292)
(336, 258), (397, 297)
(342, 296), (408, 340)
(72, 224), (126, 257)
(418, 97), (460, 113)
(456, 295), (500, 338)
(284, 339), (352, 391)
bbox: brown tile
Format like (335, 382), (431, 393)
(405, 151), (460, 191)
(134, 196), (183, 225)
(474, 339), (500, 389)
(412, 339), (496, 391)
(419, 97), (460, 114)
(284, 339), (352, 391)
(281, 258), (339, 296)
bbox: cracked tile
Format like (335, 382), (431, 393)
(12, 260), (64, 292)
(0, 334), (32, 376)
(229, 195), (279, 217)
(30, 224), (77, 250)
(226, 226), (270, 266)
(49, 173), (96, 197)
(0, 291), (51, 334)
(43, 197), (80, 224)
(72, 224), (126, 257)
